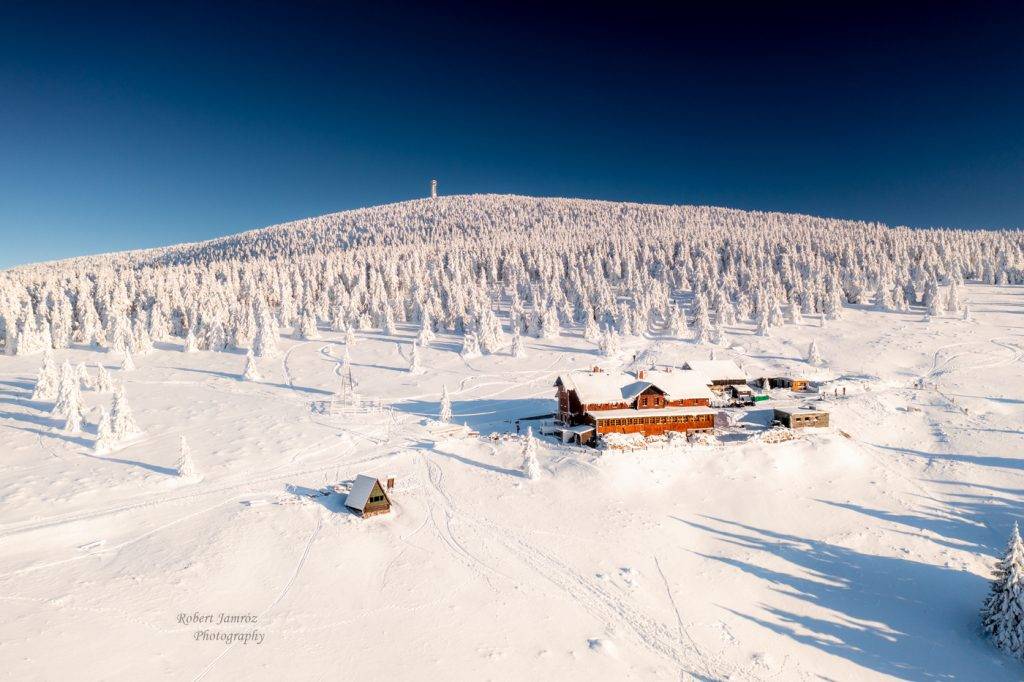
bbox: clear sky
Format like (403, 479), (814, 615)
(1, 1), (1022, 268)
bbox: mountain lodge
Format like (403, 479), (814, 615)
(554, 366), (719, 445)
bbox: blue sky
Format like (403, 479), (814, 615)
(1, 1), (1022, 268)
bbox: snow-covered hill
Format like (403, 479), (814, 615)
(1, 196), (1023, 680)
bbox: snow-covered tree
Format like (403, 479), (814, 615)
(510, 326), (526, 358)
(51, 361), (82, 419)
(439, 384), (453, 423)
(461, 331), (481, 359)
(31, 350), (59, 401)
(183, 329), (199, 353)
(94, 363), (114, 392)
(807, 339), (823, 365)
(522, 427), (541, 480)
(408, 341), (424, 374)
(111, 384), (141, 440)
(982, 523), (1024, 659)
(120, 347), (136, 371)
(175, 435), (198, 479)
(946, 282), (963, 314)
(242, 350), (262, 381)
(93, 407), (116, 453)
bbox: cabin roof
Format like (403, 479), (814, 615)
(774, 405), (828, 417)
(555, 369), (641, 404)
(642, 369), (716, 402)
(682, 359), (746, 381)
(346, 474), (388, 511)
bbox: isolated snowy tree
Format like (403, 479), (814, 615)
(344, 326), (357, 347)
(31, 351), (59, 401)
(807, 339), (824, 365)
(93, 407), (116, 453)
(51, 361), (82, 418)
(946, 282), (963, 314)
(522, 427), (541, 480)
(927, 291), (944, 317)
(510, 326), (526, 358)
(461, 331), (482, 359)
(584, 314), (601, 343)
(242, 350), (262, 381)
(408, 341), (424, 374)
(439, 384), (453, 423)
(982, 523), (1024, 659)
(94, 363), (114, 392)
(120, 347), (136, 371)
(691, 296), (713, 344)
(183, 329), (199, 353)
(111, 384), (141, 440)
(175, 435), (198, 479)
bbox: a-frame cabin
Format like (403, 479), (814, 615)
(345, 474), (392, 517)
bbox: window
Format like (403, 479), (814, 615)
(369, 495), (385, 503)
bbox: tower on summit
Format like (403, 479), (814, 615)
(430, 179), (437, 199)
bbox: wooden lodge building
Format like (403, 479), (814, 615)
(554, 367), (718, 446)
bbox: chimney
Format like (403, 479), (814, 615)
(386, 477), (395, 491)
(637, 370), (646, 380)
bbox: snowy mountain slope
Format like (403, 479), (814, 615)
(1, 195), (1023, 680)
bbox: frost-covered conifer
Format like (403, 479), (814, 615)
(299, 310), (319, 339)
(692, 296), (712, 344)
(176, 436), (198, 479)
(522, 427), (541, 480)
(31, 351), (59, 401)
(982, 523), (1024, 659)
(94, 407), (116, 453)
(461, 331), (482, 359)
(408, 341), (424, 374)
(946, 282), (963, 314)
(510, 326), (526, 358)
(51, 361), (82, 417)
(584, 314), (601, 343)
(120, 347), (136, 371)
(807, 339), (823, 365)
(242, 350), (262, 381)
(183, 329), (199, 353)
(344, 326), (357, 347)
(540, 305), (560, 339)
(439, 384), (453, 423)
(95, 363), (114, 392)
(788, 303), (803, 325)
(76, 362), (92, 390)
(111, 384), (141, 440)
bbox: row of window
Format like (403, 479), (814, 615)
(369, 495), (386, 503)
(599, 415), (708, 426)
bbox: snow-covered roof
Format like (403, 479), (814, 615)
(682, 360), (746, 382)
(346, 474), (386, 511)
(642, 369), (715, 402)
(589, 406), (716, 419)
(564, 424), (596, 434)
(556, 370), (642, 405)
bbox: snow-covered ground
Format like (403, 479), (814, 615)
(2, 284), (1023, 680)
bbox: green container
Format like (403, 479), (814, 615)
(752, 394), (770, 403)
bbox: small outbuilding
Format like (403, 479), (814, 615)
(774, 406), (829, 428)
(345, 474), (391, 517)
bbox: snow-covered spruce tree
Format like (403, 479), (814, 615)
(807, 340), (823, 365)
(95, 363), (114, 392)
(982, 523), (1024, 659)
(299, 310), (319, 340)
(344, 326), (357, 347)
(93, 407), (116, 453)
(946, 282), (963, 314)
(408, 341), (424, 374)
(242, 350), (262, 381)
(540, 305), (560, 339)
(600, 327), (620, 357)
(183, 328), (199, 353)
(522, 427), (541, 480)
(416, 323), (431, 347)
(64, 401), (83, 433)
(755, 306), (771, 337)
(439, 384), (453, 423)
(789, 302), (803, 325)
(510, 325), (526, 358)
(583, 314), (601, 343)
(111, 384), (141, 440)
(51, 361), (82, 417)
(76, 362), (92, 391)
(253, 309), (278, 357)
(31, 350), (59, 401)
(691, 295), (712, 344)
(120, 347), (136, 371)
(133, 318), (155, 355)
(461, 331), (482, 359)
(927, 291), (944, 317)
(175, 435), (198, 479)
